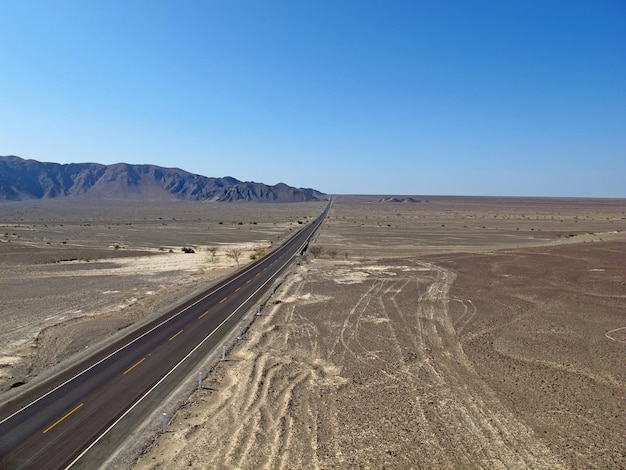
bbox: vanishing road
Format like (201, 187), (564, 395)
(0, 201), (330, 469)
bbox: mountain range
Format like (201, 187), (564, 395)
(0, 156), (326, 203)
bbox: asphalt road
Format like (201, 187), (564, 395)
(0, 201), (329, 469)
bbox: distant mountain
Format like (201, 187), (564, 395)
(380, 197), (427, 203)
(0, 156), (326, 202)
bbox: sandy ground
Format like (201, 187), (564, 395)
(0, 199), (323, 393)
(131, 196), (625, 469)
(1, 196), (625, 468)
(1, 245), (255, 389)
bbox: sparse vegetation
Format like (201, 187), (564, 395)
(249, 246), (268, 260)
(2, 194), (624, 469)
(206, 246), (219, 263)
(309, 245), (323, 258)
(182, 247), (195, 253)
(226, 247), (243, 266)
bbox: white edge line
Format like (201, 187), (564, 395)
(0, 218), (315, 428)
(65, 229), (314, 469)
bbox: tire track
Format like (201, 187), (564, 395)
(134, 259), (566, 469)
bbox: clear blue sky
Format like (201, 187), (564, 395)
(1, 1), (624, 197)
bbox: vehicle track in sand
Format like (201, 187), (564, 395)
(134, 259), (566, 469)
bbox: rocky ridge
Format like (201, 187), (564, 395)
(0, 156), (326, 203)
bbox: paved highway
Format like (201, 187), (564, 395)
(0, 201), (330, 469)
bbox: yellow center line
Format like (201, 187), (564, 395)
(220, 297), (227, 303)
(169, 329), (183, 341)
(235, 287), (240, 292)
(43, 403), (84, 434)
(198, 311), (208, 319)
(123, 357), (146, 375)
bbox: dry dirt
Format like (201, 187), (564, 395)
(0, 199), (323, 394)
(2, 196), (625, 469)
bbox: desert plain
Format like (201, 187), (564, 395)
(1, 195), (625, 469)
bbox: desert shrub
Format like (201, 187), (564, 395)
(226, 247), (243, 266)
(249, 246), (268, 260)
(182, 246), (195, 253)
(206, 246), (218, 263)
(309, 246), (323, 258)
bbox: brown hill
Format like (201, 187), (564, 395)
(0, 156), (326, 203)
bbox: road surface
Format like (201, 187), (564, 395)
(0, 201), (329, 469)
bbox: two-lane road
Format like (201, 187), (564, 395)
(0, 201), (329, 469)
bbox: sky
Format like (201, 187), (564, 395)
(1, 1), (624, 197)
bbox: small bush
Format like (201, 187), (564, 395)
(249, 247), (268, 260)
(309, 246), (323, 258)
(182, 247), (195, 253)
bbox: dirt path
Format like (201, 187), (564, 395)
(134, 258), (566, 469)
(406, 262), (563, 468)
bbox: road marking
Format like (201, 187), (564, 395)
(235, 287), (240, 292)
(43, 403), (84, 433)
(169, 330), (183, 341)
(123, 357), (146, 375)
(198, 311), (209, 319)
(64, 206), (329, 469)
(246, 279), (251, 283)
(255, 273), (260, 277)
(220, 297), (227, 303)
